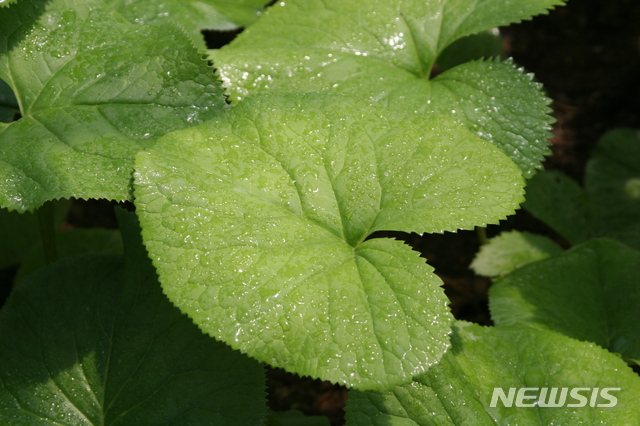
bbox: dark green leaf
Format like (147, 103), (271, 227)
(0, 209), (267, 425)
(490, 238), (640, 363)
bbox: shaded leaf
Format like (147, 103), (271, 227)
(0, 78), (18, 122)
(436, 30), (503, 72)
(0, 199), (70, 269)
(15, 227), (123, 283)
(586, 128), (640, 250)
(134, 92), (525, 389)
(0, 0), (225, 212)
(346, 322), (640, 425)
(490, 238), (640, 363)
(522, 170), (591, 245)
(0, 209), (267, 425)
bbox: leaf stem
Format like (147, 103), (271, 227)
(475, 226), (488, 246)
(38, 202), (58, 264)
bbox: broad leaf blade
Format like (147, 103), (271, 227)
(522, 170), (591, 245)
(346, 322), (640, 425)
(211, 0), (561, 176)
(134, 93), (524, 389)
(489, 238), (640, 363)
(0, 0), (225, 212)
(586, 128), (640, 250)
(471, 230), (563, 278)
(0, 209), (267, 425)
(110, 0), (266, 49)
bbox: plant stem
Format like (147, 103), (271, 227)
(475, 226), (488, 246)
(38, 202), (58, 264)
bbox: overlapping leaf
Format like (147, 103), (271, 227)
(471, 230), (563, 278)
(0, 0), (225, 212)
(0, 209), (267, 425)
(211, 0), (563, 176)
(346, 322), (640, 425)
(522, 170), (591, 245)
(586, 128), (640, 250)
(490, 238), (640, 363)
(134, 93), (525, 389)
(110, 0), (266, 49)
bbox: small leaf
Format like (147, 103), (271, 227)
(471, 230), (563, 278)
(0, 209), (267, 425)
(110, 0), (267, 49)
(346, 322), (640, 425)
(490, 238), (640, 363)
(134, 92), (525, 389)
(522, 170), (591, 245)
(586, 128), (640, 250)
(0, 0), (225, 212)
(211, 0), (562, 176)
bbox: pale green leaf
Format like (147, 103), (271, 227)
(471, 230), (562, 277)
(110, 0), (267, 49)
(490, 238), (640, 363)
(0, 209), (267, 425)
(522, 170), (591, 245)
(134, 93), (525, 389)
(0, 0), (225, 212)
(211, 0), (562, 176)
(586, 128), (640, 250)
(346, 322), (640, 425)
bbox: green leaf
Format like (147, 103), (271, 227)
(522, 170), (591, 245)
(211, 0), (562, 176)
(0, 0), (18, 8)
(267, 410), (331, 426)
(346, 322), (640, 425)
(586, 128), (640, 250)
(134, 92), (525, 389)
(0, 78), (19, 122)
(0, 209), (267, 425)
(470, 230), (563, 278)
(436, 30), (504, 72)
(0, 199), (69, 269)
(15, 227), (123, 283)
(110, 0), (267, 49)
(490, 238), (640, 363)
(0, 0), (225, 212)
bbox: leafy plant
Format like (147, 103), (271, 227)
(1, 0), (639, 425)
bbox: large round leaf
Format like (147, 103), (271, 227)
(134, 93), (525, 389)
(211, 0), (563, 176)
